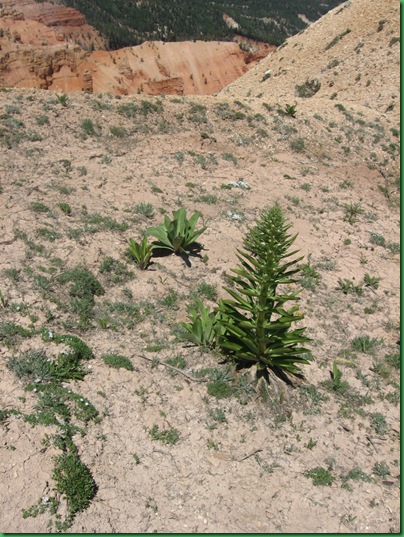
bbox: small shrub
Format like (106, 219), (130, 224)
(148, 424), (179, 445)
(31, 202), (50, 213)
(290, 138), (305, 152)
(81, 119), (98, 137)
(343, 202), (364, 224)
(102, 354), (134, 371)
(296, 79), (321, 98)
(369, 412), (388, 435)
(324, 29), (351, 51)
(52, 453), (97, 519)
(351, 335), (382, 353)
(369, 232), (386, 247)
(363, 273), (381, 290)
(134, 202), (154, 219)
(342, 467), (373, 486)
(304, 467), (334, 486)
(372, 461), (391, 478)
(59, 202), (72, 215)
(109, 126), (126, 138)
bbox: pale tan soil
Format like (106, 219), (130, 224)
(0, 0), (400, 533)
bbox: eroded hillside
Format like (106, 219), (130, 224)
(0, 0), (269, 95)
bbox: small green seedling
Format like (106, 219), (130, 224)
(128, 237), (153, 270)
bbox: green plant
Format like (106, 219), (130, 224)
(304, 466), (334, 486)
(56, 94), (69, 107)
(58, 267), (105, 327)
(300, 254), (320, 290)
(337, 278), (363, 295)
(165, 355), (187, 370)
(295, 79), (321, 98)
(290, 138), (305, 152)
(31, 201), (50, 213)
(161, 288), (179, 309)
(195, 282), (217, 301)
(81, 119), (97, 137)
(109, 126), (127, 138)
(324, 28), (351, 51)
(52, 453), (97, 520)
(207, 380), (235, 399)
(351, 335), (382, 353)
(36, 115), (50, 126)
(216, 204), (311, 384)
(179, 298), (218, 347)
(343, 202), (364, 224)
(363, 273), (381, 290)
(305, 438), (317, 450)
(148, 424), (180, 445)
(59, 202), (72, 215)
(372, 461), (390, 478)
(369, 232), (386, 247)
(99, 256), (134, 284)
(134, 202), (154, 219)
(209, 407), (227, 423)
(342, 467), (373, 487)
(221, 152), (238, 165)
(324, 361), (350, 394)
(102, 354), (134, 371)
(146, 208), (207, 256)
(369, 412), (388, 435)
(283, 103), (297, 117)
(128, 237), (153, 270)
(0, 289), (8, 308)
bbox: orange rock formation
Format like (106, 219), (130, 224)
(0, 0), (270, 95)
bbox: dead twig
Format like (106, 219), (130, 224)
(236, 448), (263, 462)
(366, 435), (378, 453)
(138, 354), (208, 383)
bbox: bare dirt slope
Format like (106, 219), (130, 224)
(221, 0), (399, 115)
(0, 0), (400, 533)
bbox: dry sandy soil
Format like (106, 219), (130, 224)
(0, 0), (400, 533)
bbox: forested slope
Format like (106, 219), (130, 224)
(58, 0), (344, 49)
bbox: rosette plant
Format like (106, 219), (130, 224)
(146, 208), (206, 255)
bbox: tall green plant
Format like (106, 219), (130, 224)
(216, 204), (311, 383)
